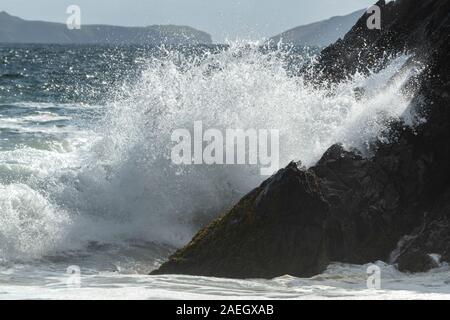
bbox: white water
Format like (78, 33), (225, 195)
(0, 44), (438, 299)
(1, 262), (449, 300)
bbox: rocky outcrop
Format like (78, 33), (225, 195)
(311, 0), (450, 83)
(391, 190), (450, 272)
(153, 163), (330, 278)
(152, 0), (450, 278)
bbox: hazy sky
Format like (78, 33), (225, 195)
(1, 0), (376, 42)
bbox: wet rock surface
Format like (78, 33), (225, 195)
(152, 0), (450, 278)
(153, 163), (331, 278)
(392, 191), (450, 272)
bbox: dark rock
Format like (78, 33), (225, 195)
(310, 0), (450, 84)
(152, 163), (331, 278)
(152, 0), (450, 278)
(396, 250), (439, 273)
(392, 192), (450, 272)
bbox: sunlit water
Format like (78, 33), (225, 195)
(0, 43), (446, 299)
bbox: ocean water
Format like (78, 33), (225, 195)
(0, 43), (448, 300)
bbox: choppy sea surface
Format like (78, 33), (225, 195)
(0, 43), (448, 299)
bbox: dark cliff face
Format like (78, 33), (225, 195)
(152, 0), (450, 278)
(313, 0), (450, 83)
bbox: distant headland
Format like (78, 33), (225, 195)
(0, 11), (212, 45)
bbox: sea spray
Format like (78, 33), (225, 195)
(0, 43), (421, 262)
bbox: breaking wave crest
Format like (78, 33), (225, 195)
(0, 43), (423, 262)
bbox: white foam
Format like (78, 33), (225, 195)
(0, 262), (449, 300)
(0, 184), (72, 262)
(67, 45), (420, 247)
(0, 44), (423, 263)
